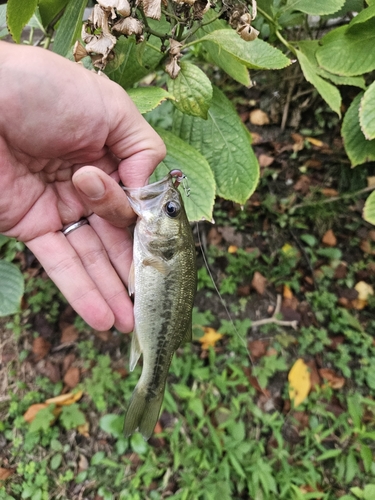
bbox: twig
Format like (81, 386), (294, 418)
(290, 185), (375, 212)
(251, 295), (298, 330)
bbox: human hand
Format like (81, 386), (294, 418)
(0, 42), (166, 332)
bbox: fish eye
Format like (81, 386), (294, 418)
(164, 201), (181, 218)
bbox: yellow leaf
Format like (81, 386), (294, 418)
(199, 327), (223, 350)
(354, 281), (374, 301)
(228, 245), (238, 254)
(77, 421), (90, 437)
(46, 390), (83, 406)
(288, 359), (311, 408)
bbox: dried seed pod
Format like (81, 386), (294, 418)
(116, 0), (131, 17)
(141, 0), (162, 19)
(81, 24), (95, 44)
(193, 0), (210, 19)
(169, 39), (182, 56)
(85, 33), (117, 68)
(165, 56), (181, 78)
(238, 24), (259, 41)
(113, 17), (144, 37)
(73, 40), (89, 62)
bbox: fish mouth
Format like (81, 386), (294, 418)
(122, 170), (183, 217)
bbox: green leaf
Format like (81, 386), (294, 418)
(173, 86), (260, 205)
(59, 404), (86, 430)
(53, 0), (87, 57)
(316, 20), (375, 76)
(346, 451), (358, 483)
(152, 128), (216, 222)
(360, 81), (375, 140)
(105, 36), (163, 89)
(364, 485), (375, 500)
(347, 394), (362, 428)
(130, 433), (148, 454)
(347, 3), (375, 30)
(29, 405), (56, 433)
(6, 0), (38, 43)
(0, 260), (24, 317)
(168, 61), (213, 119)
(127, 87), (172, 115)
(38, 0), (69, 28)
(360, 444), (373, 473)
(199, 29), (291, 70)
(342, 93), (375, 167)
(99, 414), (125, 438)
(296, 49), (341, 116)
(298, 40), (365, 89)
(288, 0), (345, 15)
(316, 449), (342, 461)
(363, 191), (375, 225)
(50, 453), (63, 471)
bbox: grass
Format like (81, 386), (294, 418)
(1, 160), (375, 499)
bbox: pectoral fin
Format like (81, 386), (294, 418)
(129, 327), (141, 372)
(142, 256), (169, 275)
(128, 261), (135, 296)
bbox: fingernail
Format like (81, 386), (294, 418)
(77, 174), (106, 199)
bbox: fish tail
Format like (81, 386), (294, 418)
(124, 385), (164, 441)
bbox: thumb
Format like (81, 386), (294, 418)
(73, 166), (135, 227)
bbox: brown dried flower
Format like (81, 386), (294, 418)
(113, 17), (144, 39)
(165, 56), (181, 78)
(141, 0), (162, 20)
(73, 40), (89, 62)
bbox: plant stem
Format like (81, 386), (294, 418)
(257, 6), (296, 55)
(289, 185), (375, 212)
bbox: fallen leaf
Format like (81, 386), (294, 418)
(305, 359), (321, 389)
(250, 132), (262, 144)
(354, 281), (374, 301)
(199, 327), (223, 350)
(291, 133), (304, 152)
(306, 137), (325, 148)
(321, 188), (339, 197)
(251, 271), (267, 295)
(249, 109), (270, 126)
(77, 421), (90, 437)
(294, 175), (311, 194)
(154, 421), (163, 434)
(248, 339), (269, 359)
(23, 403), (49, 423)
(63, 366), (80, 389)
(32, 337), (51, 360)
(283, 284), (294, 299)
(367, 176), (375, 188)
(258, 154), (274, 168)
(207, 227), (223, 246)
(78, 454), (89, 472)
(0, 468), (16, 481)
(46, 390), (83, 406)
(228, 245), (238, 254)
(288, 359), (311, 407)
(304, 158), (322, 169)
(319, 368), (345, 389)
(60, 324), (79, 344)
(62, 353), (76, 374)
(322, 229), (337, 247)
(360, 240), (375, 255)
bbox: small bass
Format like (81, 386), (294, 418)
(123, 170), (197, 440)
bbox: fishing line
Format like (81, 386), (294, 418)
(195, 221), (263, 382)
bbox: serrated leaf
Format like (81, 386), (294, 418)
(316, 20), (375, 76)
(200, 29), (291, 70)
(298, 40), (365, 89)
(342, 93), (375, 167)
(0, 260), (24, 317)
(172, 86), (259, 205)
(168, 61), (213, 119)
(360, 81), (375, 140)
(296, 49), (341, 116)
(287, 0), (345, 15)
(347, 3), (375, 30)
(360, 444), (373, 473)
(59, 404), (86, 430)
(363, 190), (375, 224)
(127, 87), (172, 115)
(53, 0), (87, 57)
(195, 13), (251, 86)
(105, 36), (163, 89)
(288, 358), (311, 407)
(151, 131), (215, 222)
(6, 0), (38, 43)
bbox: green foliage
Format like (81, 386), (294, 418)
(364, 190), (375, 225)
(6, 0), (38, 43)
(0, 259), (24, 317)
(52, 0), (87, 56)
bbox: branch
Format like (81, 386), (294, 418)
(251, 295), (298, 330)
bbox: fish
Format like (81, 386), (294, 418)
(122, 170), (197, 440)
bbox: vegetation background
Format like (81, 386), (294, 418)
(1, 0), (375, 499)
